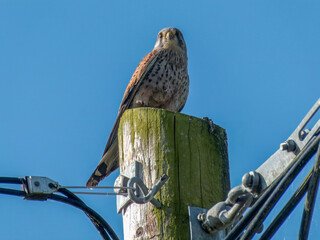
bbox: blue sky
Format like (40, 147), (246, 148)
(0, 1), (319, 239)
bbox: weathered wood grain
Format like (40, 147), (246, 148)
(118, 108), (230, 240)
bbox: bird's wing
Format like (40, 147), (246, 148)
(103, 48), (160, 155)
(86, 49), (160, 186)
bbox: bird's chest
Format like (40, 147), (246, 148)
(134, 60), (188, 111)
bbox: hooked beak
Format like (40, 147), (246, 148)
(166, 32), (174, 40)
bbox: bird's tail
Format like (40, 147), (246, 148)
(86, 141), (119, 187)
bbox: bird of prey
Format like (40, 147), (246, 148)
(87, 27), (189, 187)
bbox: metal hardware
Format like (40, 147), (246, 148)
(239, 134), (320, 240)
(188, 206), (225, 240)
(257, 98), (320, 189)
(22, 176), (131, 199)
(202, 117), (215, 134)
(115, 161), (168, 213)
(280, 139), (296, 152)
(71, 192), (127, 195)
(114, 161), (143, 213)
(195, 98), (320, 236)
(197, 171), (261, 235)
(127, 174), (168, 208)
(60, 186), (135, 190)
(22, 176), (58, 200)
(59, 185), (133, 196)
(0, 176), (119, 240)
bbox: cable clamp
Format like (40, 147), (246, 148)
(197, 171), (261, 235)
(114, 161), (168, 213)
(196, 98), (320, 235)
(127, 174), (168, 208)
(22, 176), (58, 200)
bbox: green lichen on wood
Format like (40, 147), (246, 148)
(118, 108), (230, 240)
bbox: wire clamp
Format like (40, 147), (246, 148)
(197, 171), (261, 235)
(114, 161), (168, 213)
(22, 176), (58, 200)
(195, 98), (320, 236)
(127, 174), (168, 208)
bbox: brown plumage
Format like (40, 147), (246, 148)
(87, 27), (189, 186)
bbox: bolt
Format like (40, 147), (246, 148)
(197, 213), (206, 222)
(300, 129), (310, 140)
(242, 171), (260, 194)
(242, 173), (252, 188)
(280, 142), (289, 151)
(135, 227), (143, 237)
(34, 181), (40, 187)
(280, 140), (296, 152)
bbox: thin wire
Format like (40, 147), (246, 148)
(60, 186), (135, 190)
(0, 179), (119, 240)
(259, 169), (312, 240)
(71, 192), (127, 196)
(299, 142), (320, 239)
(58, 188), (111, 240)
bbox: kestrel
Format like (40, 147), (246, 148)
(87, 27), (189, 187)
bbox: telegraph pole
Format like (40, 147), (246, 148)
(117, 108), (230, 239)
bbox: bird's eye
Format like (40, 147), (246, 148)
(166, 32), (174, 40)
(159, 33), (163, 38)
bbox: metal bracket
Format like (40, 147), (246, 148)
(257, 98), (320, 190)
(188, 206), (226, 240)
(195, 98), (320, 235)
(127, 174), (168, 207)
(114, 161), (142, 213)
(22, 176), (58, 200)
(196, 172), (259, 235)
(114, 161), (168, 213)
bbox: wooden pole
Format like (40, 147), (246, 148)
(118, 108), (230, 240)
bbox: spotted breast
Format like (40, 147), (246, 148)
(132, 49), (189, 112)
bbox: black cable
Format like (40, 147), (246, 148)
(47, 194), (119, 240)
(58, 188), (111, 240)
(0, 187), (25, 197)
(58, 188), (85, 202)
(0, 177), (23, 184)
(299, 142), (320, 239)
(0, 178), (119, 240)
(240, 134), (320, 240)
(226, 134), (320, 240)
(259, 170), (312, 240)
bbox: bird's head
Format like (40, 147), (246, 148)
(154, 27), (187, 55)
